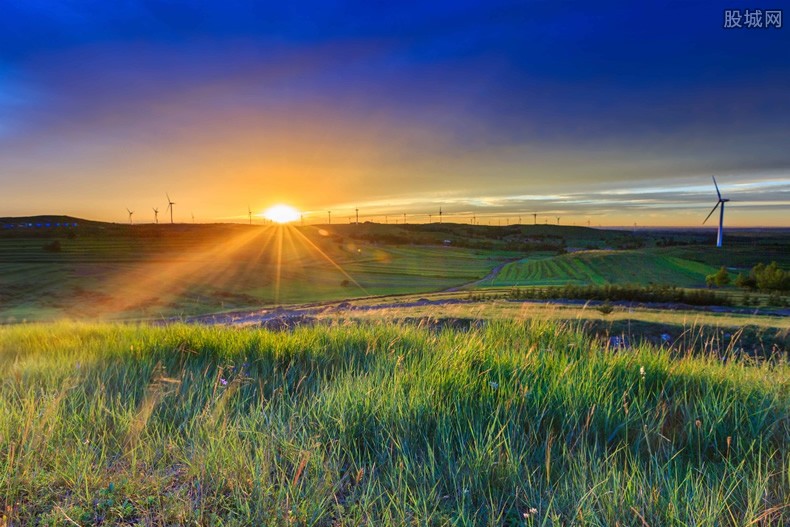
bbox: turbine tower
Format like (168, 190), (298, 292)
(248, 205), (252, 225)
(703, 176), (730, 247)
(166, 193), (175, 224)
(327, 210), (331, 224)
(153, 207), (159, 224)
(126, 208), (134, 225)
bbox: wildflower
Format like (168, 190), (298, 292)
(489, 381), (499, 390)
(523, 507), (538, 518)
(639, 366), (645, 377)
(220, 378), (228, 386)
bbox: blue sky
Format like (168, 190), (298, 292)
(1, 1), (788, 225)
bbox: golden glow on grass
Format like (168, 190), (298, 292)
(90, 222), (369, 316)
(264, 204), (300, 224)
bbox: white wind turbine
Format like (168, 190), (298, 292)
(702, 176), (730, 248)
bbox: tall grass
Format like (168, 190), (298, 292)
(0, 321), (787, 526)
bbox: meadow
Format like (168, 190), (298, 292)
(1, 320), (787, 526)
(0, 222), (515, 322)
(2, 219), (788, 323)
(484, 251), (717, 288)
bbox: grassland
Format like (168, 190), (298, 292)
(2, 219), (789, 323)
(485, 251), (718, 288)
(1, 321), (787, 526)
(0, 223), (515, 322)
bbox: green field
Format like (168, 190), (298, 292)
(2, 219), (788, 322)
(1, 321), (787, 526)
(0, 223), (513, 322)
(486, 251), (719, 287)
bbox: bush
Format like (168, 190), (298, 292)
(753, 262), (790, 292)
(706, 267), (730, 288)
(596, 300), (614, 315)
(735, 272), (756, 290)
(507, 284), (731, 307)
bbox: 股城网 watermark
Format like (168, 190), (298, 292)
(724, 9), (782, 29)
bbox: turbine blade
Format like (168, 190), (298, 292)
(712, 176), (721, 200)
(703, 201), (720, 224)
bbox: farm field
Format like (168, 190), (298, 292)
(485, 251), (718, 288)
(1, 320), (787, 526)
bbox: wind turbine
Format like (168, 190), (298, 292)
(126, 208), (134, 225)
(166, 193), (175, 224)
(556, 216), (560, 225)
(248, 205), (252, 225)
(153, 207), (159, 224)
(703, 176), (730, 247)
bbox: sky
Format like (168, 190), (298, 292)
(1, 0), (789, 226)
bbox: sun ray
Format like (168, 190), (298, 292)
(289, 226), (369, 295)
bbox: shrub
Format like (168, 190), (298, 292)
(596, 300), (614, 315)
(705, 266), (730, 288)
(753, 262), (790, 292)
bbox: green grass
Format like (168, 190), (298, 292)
(0, 227), (510, 321)
(1, 321), (787, 525)
(488, 251), (719, 288)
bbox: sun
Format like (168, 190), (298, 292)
(263, 204), (300, 224)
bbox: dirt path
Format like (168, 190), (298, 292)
(178, 294), (789, 329)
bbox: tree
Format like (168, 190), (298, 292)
(753, 262), (789, 292)
(706, 266), (730, 288)
(735, 272), (756, 290)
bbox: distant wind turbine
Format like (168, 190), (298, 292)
(248, 205), (252, 225)
(556, 217), (560, 225)
(153, 207), (159, 224)
(166, 193), (175, 224)
(327, 210), (331, 224)
(703, 176), (730, 247)
(126, 208), (134, 225)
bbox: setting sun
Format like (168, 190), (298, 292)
(263, 204), (300, 224)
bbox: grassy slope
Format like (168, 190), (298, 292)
(487, 251), (718, 287)
(1, 322), (787, 526)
